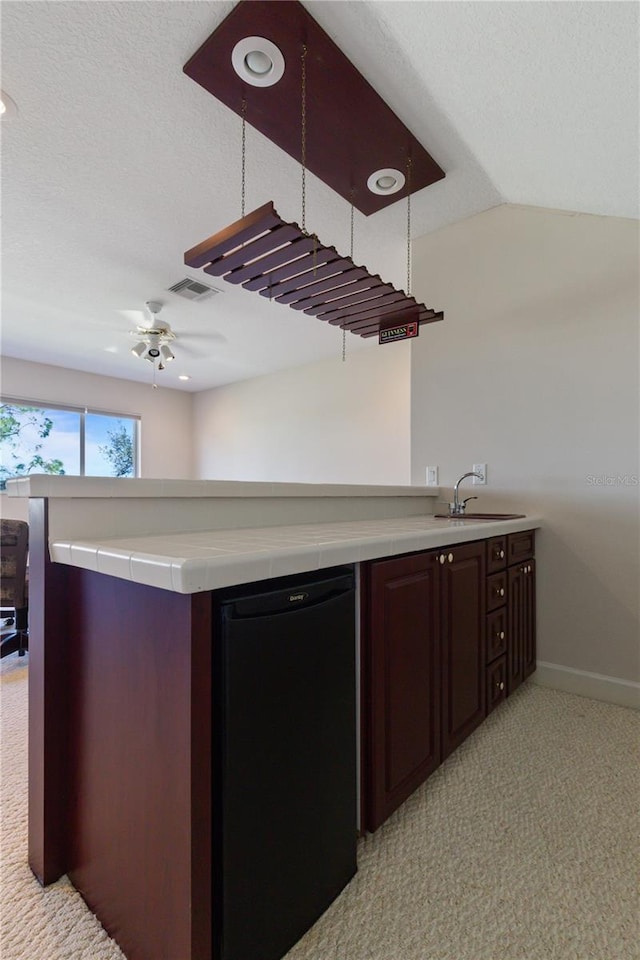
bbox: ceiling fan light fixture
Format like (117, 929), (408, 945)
(367, 167), (405, 196)
(160, 344), (175, 362)
(131, 341), (147, 358)
(231, 37), (285, 87)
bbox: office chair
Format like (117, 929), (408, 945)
(0, 519), (29, 659)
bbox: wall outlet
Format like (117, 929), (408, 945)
(425, 466), (439, 486)
(472, 464), (487, 485)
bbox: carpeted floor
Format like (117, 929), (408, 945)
(1, 653), (638, 960)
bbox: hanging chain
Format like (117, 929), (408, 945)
(350, 194), (354, 260)
(300, 45), (317, 275)
(406, 155), (412, 296)
(343, 194), (355, 362)
(301, 44), (307, 234)
(241, 98), (247, 218)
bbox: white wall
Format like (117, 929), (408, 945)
(411, 204), (640, 688)
(1, 357), (194, 520)
(193, 345), (411, 485)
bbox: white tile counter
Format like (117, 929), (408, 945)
(50, 514), (542, 593)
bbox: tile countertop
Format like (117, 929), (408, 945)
(50, 515), (542, 594)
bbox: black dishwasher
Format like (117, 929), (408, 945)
(213, 566), (357, 960)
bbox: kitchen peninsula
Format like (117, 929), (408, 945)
(8, 476), (541, 960)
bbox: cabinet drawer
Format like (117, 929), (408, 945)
(486, 572), (507, 612)
(486, 536), (507, 574)
(486, 656), (507, 715)
(486, 607), (507, 663)
(507, 530), (535, 565)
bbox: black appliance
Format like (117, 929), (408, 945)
(214, 566), (357, 960)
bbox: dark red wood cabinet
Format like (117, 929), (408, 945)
(508, 555), (536, 694)
(362, 551), (441, 831)
(440, 542), (486, 759)
(362, 532), (536, 833)
(487, 531), (536, 707)
(362, 540), (486, 832)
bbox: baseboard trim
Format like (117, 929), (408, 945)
(532, 661), (640, 710)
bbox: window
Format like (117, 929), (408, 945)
(0, 399), (140, 491)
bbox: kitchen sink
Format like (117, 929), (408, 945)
(435, 513), (526, 521)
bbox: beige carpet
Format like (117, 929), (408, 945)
(1, 654), (638, 960)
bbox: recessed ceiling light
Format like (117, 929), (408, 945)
(178, 374), (191, 381)
(367, 167), (405, 196)
(245, 50), (272, 77)
(0, 90), (18, 121)
(231, 37), (285, 87)
(103, 346), (118, 353)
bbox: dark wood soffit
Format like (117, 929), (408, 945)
(183, 0), (445, 216)
(185, 202), (443, 339)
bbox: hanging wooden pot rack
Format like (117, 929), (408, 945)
(184, 202), (443, 339)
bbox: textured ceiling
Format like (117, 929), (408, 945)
(1, 1), (638, 392)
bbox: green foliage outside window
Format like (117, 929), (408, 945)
(0, 403), (66, 491)
(99, 422), (135, 478)
(0, 401), (138, 491)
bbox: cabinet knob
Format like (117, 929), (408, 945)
(499, 587), (505, 597)
(499, 681), (505, 690)
(500, 631), (505, 640)
(499, 550), (505, 559)
(439, 554), (446, 565)
(448, 553), (454, 563)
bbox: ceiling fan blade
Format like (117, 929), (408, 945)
(174, 342), (202, 359)
(176, 330), (228, 344)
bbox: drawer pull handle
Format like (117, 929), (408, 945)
(499, 681), (505, 691)
(500, 631), (505, 640)
(439, 554), (446, 565)
(499, 550), (505, 559)
(499, 587), (505, 597)
(448, 553), (454, 563)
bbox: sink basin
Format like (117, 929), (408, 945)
(435, 513), (526, 521)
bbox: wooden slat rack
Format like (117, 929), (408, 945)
(185, 202), (443, 339)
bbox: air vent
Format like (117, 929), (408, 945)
(167, 277), (222, 301)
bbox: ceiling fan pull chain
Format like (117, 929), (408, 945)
(241, 97), (247, 219)
(301, 43), (307, 235)
(406, 155), (412, 296)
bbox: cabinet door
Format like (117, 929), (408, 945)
(363, 551), (440, 832)
(522, 559), (536, 680)
(507, 565), (525, 693)
(440, 542), (486, 759)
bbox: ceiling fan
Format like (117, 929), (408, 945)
(122, 300), (238, 385)
(130, 301), (177, 369)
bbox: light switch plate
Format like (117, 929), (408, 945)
(472, 464), (487, 485)
(425, 466), (439, 486)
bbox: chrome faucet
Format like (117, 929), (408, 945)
(449, 471), (483, 516)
